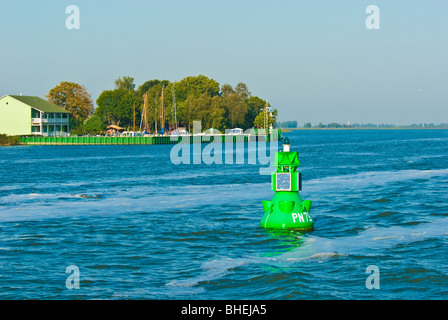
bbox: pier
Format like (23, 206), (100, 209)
(19, 130), (282, 146)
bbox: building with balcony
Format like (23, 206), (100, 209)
(0, 95), (71, 136)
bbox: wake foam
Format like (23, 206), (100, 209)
(166, 258), (255, 287)
(306, 168), (448, 192)
(279, 217), (448, 261)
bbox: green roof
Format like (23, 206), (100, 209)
(10, 95), (70, 114)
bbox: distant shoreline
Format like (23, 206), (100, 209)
(279, 127), (448, 132)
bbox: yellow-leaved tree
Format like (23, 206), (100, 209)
(47, 81), (94, 120)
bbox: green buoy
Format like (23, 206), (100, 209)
(260, 137), (314, 231)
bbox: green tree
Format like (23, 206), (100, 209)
(83, 115), (106, 134)
(246, 96), (267, 129)
(209, 96), (226, 131)
(254, 107), (278, 129)
(169, 75), (220, 129)
(175, 75), (220, 101)
(221, 83), (250, 128)
(114, 76), (135, 91)
(183, 94), (201, 132)
(0, 134), (21, 146)
(180, 93), (226, 132)
(137, 79), (170, 98)
(95, 88), (139, 129)
(235, 82), (250, 99)
(220, 84), (235, 97)
(47, 81), (94, 122)
(278, 121), (298, 128)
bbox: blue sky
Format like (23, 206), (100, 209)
(1, 0), (447, 125)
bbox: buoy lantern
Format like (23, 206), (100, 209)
(260, 137), (314, 230)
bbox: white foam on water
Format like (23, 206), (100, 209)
(404, 154), (448, 163)
(165, 217), (448, 288)
(305, 168), (448, 193)
(0, 181), (273, 222)
(278, 217), (448, 261)
(166, 257), (255, 287)
(2, 168), (447, 223)
(0, 169), (255, 196)
(0, 153), (157, 165)
(334, 152), (379, 156)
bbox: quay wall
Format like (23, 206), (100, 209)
(20, 131), (281, 145)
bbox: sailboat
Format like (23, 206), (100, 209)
(138, 84), (182, 136)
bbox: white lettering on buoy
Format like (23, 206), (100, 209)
(292, 212), (313, 223)
(292, 212), (308, 223)
(292, 213), (297, 223)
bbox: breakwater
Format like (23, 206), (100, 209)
(19, 131), (282, 145)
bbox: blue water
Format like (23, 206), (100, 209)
(0, 129), (447, 299)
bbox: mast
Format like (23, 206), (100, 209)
(172, 82), (177, 130)
(139, 98), (144, 132)
(161, 85), (165, 133)
(133, 101), (136, 131)
(144, 92), (148, 127)
(143, 92), (150, 133)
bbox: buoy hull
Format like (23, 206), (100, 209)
(261, 192), (314, 230)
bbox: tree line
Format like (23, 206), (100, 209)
(302, 122), (448, 128)
(277, 121), (298, 128)
(46, 75), (277, 135)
